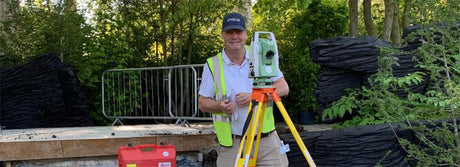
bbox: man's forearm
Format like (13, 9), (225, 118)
(274, 77), (289, 97)
(198, 96), (222, 113)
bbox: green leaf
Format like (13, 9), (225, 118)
(339, 105), (346, 118)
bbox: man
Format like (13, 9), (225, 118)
(198, 12), (289, 167)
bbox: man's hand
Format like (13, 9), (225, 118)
(220, 100), (236, 115)
(235, 92), (251, 108)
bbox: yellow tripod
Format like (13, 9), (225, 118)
(234, 87), (316, 167)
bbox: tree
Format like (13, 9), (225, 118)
(390, 0), (401, 45)
(0, 0), (89, 66)
(363, 0), (377, 36)
(82, 0), (236, 124)
(233, 0), (252, 31)
(401, 0), (412, 29)
(253, 0), (347, 118)
(0, 0), (19, 57)
(382, 0), (394, 42)
(0, 0), (18, 21)
(0, 0), (8, 56)
(348, 0), (358, 36)
(1, 0), (8, 21)
(66, 0), (76, 12)
(242, 0), (252, 31)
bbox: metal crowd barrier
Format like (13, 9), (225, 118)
(101, 64), (212, 126)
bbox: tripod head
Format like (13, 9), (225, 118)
(248, 32), (279, 88)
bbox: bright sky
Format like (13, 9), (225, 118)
(77, 0), (93, 22)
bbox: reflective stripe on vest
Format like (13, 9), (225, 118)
(207, 53), (233, 147)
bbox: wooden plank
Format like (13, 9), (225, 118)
(156, 134), (218, 152)
(0, 124), (218, 161)
(61, 137), (157, 157)
(0, 135), (217, 161)
(0, 141), (63, 161)
(0, 124), (215, 142)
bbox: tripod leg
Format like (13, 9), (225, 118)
(242, 101), (264, 167)
(274, 100), (317, 167)
(234, 101), (254, 167)
(252, 102), (267, 161)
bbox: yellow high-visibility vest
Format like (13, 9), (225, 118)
(207, 46), (275, 147)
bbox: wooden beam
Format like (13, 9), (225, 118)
(156, 134), (218, 152)
(61, 137), (158, 157)
(0, 124), (218, 161)
(0, 141), (64, 161)
(0, 134), (217, 161)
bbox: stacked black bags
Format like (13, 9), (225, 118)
(310, 36), (427, 117)
(280, 123), (415, 167)
(0, 54), (92, 129)
(281, 119), (460, 167)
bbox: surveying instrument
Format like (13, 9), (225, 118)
(233, 32), (316, 167)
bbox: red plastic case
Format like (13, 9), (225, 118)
(118, 144), (176, 167)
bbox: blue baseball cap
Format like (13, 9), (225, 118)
(222, 12), (246, 31)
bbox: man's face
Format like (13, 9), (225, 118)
(221, 29), (248, 51)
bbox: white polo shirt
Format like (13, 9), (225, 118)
(199, 47), (283, 135)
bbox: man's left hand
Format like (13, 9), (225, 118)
(235, 92), (251, 107)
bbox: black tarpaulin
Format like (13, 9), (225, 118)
(309, 34), (427, 117)
(280, 123), (414, 167)
(0, 54), (92, 129)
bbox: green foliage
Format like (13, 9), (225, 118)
(78, 34), (136, 125)
(0, 1), (90, 66)
(284, 0), (347, 117)
(88, 0), (235, 67)
(324, 38), (459, 165)
(103, 71), (145, 117)
(78, 0), (237, 125)
(281, 51), (319, 116)
(323, 50), (410, 127)
(405, 12), (460, 164)
(253, 0), (348, 118)
(320, 43), (454, 126)
(0, 0), (238, 125)
(322, 0), (460, 164)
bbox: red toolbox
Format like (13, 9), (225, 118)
(118, 144), (176, 167)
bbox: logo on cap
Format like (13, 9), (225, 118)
(227, 18), (241, 22)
